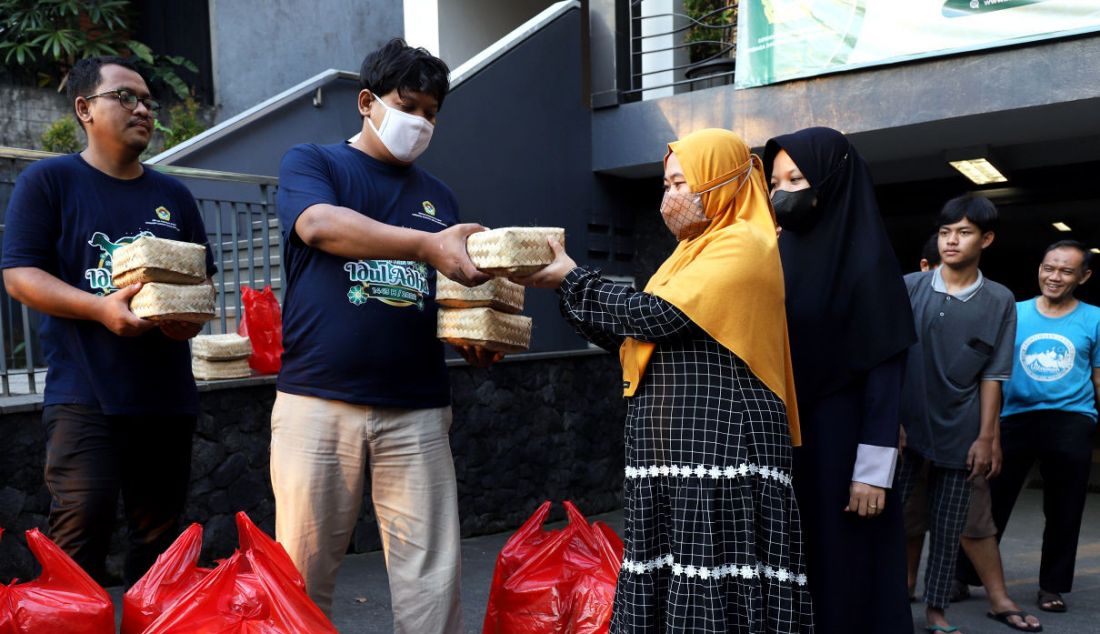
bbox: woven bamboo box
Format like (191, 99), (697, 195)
(191, 334), (252, 361)
(130, 283), (215, 324)
(192, 357), (251, 381)
(467, 227), (565, 276)
(437, 307), (532, 353)
(436, 275), (525, 314)
(112, 236), (207, 287)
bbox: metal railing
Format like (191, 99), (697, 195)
(0, 146), (281, 396)
(624, 0), (738, 100)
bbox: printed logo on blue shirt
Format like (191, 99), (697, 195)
(1020, 332), (1075, 382)
(146, 204), (179, 231)
(85, 230), (155, 294)
(344, 260), (430, 310)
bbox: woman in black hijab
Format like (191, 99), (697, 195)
(764, 127), (916, 633)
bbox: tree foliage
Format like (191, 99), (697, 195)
(0, 0), (197, 99)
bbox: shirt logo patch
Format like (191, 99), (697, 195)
(422, 200), (436, 216)
(344, 260), (430, 310)
(86, 230), (155, 294)
(155, 206), (171, 221)
(1019, 332), (1075, 382)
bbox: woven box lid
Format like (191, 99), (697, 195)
(130, 283), (215, 324)
(467, 227), (565, 276)
(192, 357), (251, 381)
(437, 307), (532, 353)
(112, 236), (208, 287)
(191, 334), (252, 361)
(436, 275), (525, 314)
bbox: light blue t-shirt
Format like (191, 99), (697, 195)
(1002, 298), (1100, 421)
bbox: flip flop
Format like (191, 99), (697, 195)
(987, 610), (1043, 632)
(1037, 590), (1066, 613)
(925, 626), (959, 633)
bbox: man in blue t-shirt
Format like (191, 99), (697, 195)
(994, 240), (1100, 614)
(1, 57), (215, 586)
(271, 39), (494, 632)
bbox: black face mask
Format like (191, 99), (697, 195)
(771, 188), (819, 233)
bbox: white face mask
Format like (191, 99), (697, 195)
(366, 93), (434, 163)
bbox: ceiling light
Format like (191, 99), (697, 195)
(1090, 248), (1100, 255)
(1053, 222), (1072, 232)
(948, 158), (1008, 185)
(945, 146), (1009, 185)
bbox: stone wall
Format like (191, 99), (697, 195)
(0, 85), (73, 150)
(0, 351), (626, 584)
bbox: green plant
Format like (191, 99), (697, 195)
(0, 0), (197, 99)
(683, 0), (738, 64)
(0, 0), (130, 82)
(126, 40), (198, 100)
(40, 115), (82, 153)
(157, 96), (206, 151)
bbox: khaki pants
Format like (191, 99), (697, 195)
(270, 391), (462, 633)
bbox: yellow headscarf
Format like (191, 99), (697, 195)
(619, 128), (801, 444)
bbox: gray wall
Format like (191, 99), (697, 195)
(0, 87), (74, 150)
(438, 0), (558, 68)
(158, 76), (363, 177)
(590, 33), (1100, 181)
(208, 0), (402, 121)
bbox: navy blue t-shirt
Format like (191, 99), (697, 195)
(1, 153), (217, 415)
(276, 143), (457, 408)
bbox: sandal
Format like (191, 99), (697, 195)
(1037, 590), (1066, 613)
(925, 626), (959, 633)
(987, 610), (1043, 632)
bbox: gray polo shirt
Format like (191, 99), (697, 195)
(901, 268), (1016, 468)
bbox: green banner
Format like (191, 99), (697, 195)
(735, 0), (1100, 88)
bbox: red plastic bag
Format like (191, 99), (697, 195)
(237, 285), (283, 374)
(483, 501), (624, 634)
(0, 527), (114, 633)
(143, 512), (337, 634)
(121, 523), (212, 634)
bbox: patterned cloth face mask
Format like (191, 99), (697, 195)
(659, 161), (753, 241)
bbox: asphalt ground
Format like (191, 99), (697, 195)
(107, 488), (1100, 633)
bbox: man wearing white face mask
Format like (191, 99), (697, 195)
(271, 39), (494, 632)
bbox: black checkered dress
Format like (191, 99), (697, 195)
(559, 268), (814, 634)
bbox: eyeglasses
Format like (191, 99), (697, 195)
(83, 89), (161, 113)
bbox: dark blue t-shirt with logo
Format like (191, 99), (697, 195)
(275, 143), (457, 408)
(1, 153), (216, 415)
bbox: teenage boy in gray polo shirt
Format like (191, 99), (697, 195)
(896, 195), (1017, 633)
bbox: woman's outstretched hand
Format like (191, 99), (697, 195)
(510, 238), (576, 289)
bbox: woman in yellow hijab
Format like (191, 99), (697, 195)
(515, 129), (814, 633)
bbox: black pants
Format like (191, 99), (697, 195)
(990, 411), (1095, 593)
(43, 404), (195, 587)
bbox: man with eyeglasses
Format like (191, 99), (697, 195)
(1, 56), (215, 587)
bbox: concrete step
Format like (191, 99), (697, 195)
(217, 234), (281, 252)
(251, 217), (280, 231)
(213, 276), (283, 292)
(220, 252), (282, 270)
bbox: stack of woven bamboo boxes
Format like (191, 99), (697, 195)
(436, 227), (564, 353)
(111, 236), (253, 380)
(112, 236), (215, 324)
(190, 333), (253, 380)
